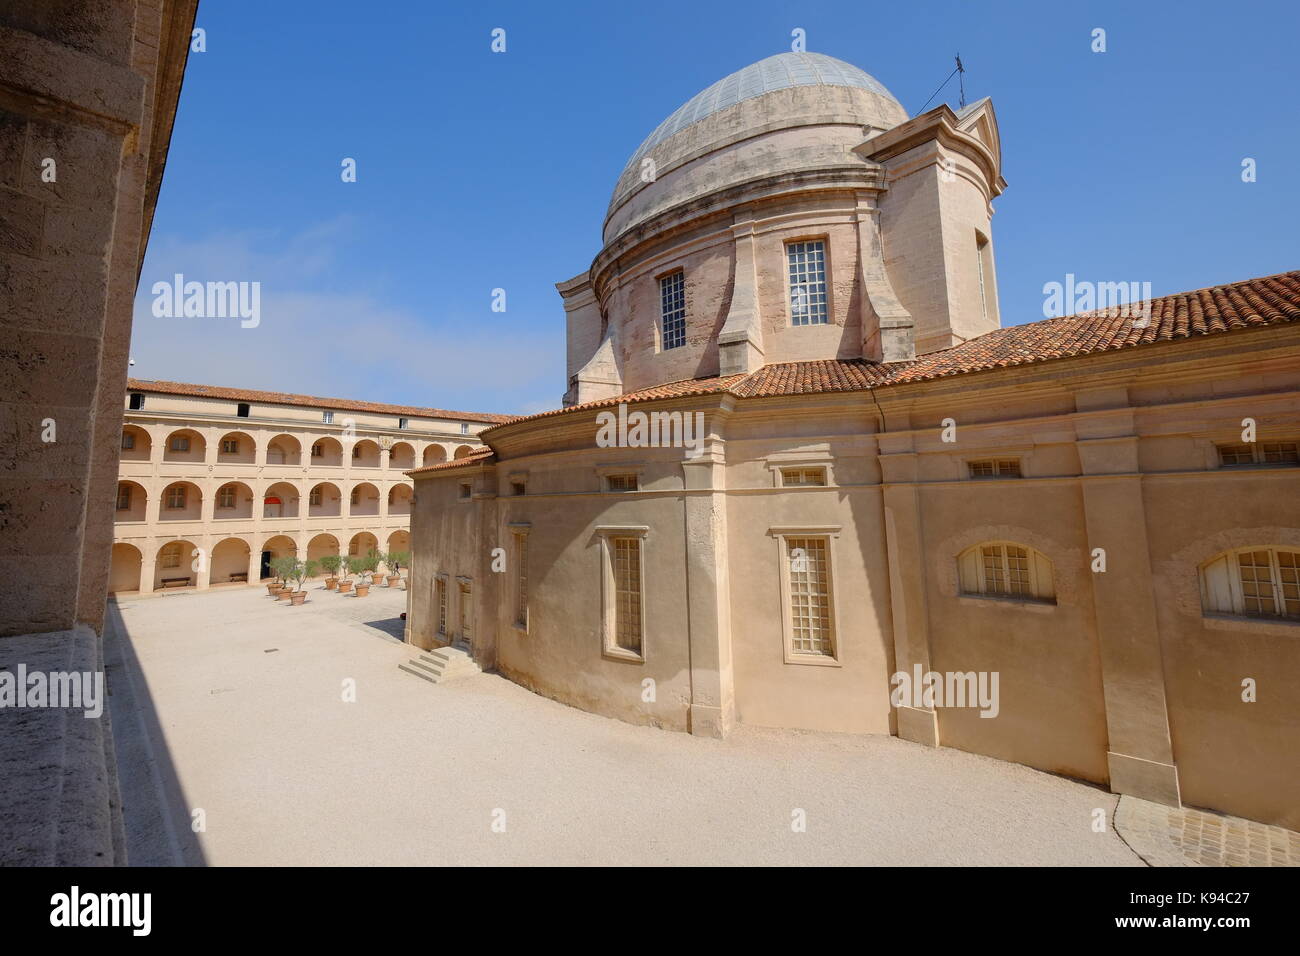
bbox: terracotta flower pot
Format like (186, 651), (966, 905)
(325, 578), (337, 590)
(354, 584), (370, 597)
(267, 583), (279, 595)
(276, 587), (292, 601)
(387, 574), (401, 587)
(338, 580), (353, 593)
(290, 591), (306, 606)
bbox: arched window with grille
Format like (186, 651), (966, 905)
(1200, 547), (1300, 620)
(957, 542), (1055, 603)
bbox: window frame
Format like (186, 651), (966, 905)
(596, 526), (648, 663)
(216, 484), (237, 509)
(1200, 546), (1300, 622)
(769, 526), (842, 666)
(435, 574), (449, 637)
(785, 237), (830, 326)
(165, 485), (187, 510)
(115, 483), (132, 512)
(966, 458), (1022, 479)
(658, 269), (686, 351)
(1217, 440), (1299, 468)
(510, 524), (531, 632)
(956, 541), (1056, 605)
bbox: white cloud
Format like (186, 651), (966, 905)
(130, 221), (562, 415)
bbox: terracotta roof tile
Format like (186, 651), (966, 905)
(405, 447), (496, 477)
(485, 268), (1300, 433)
(126, 378), (515, 424)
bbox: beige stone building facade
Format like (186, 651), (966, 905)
(406, 53), (1300, 831)
(111, 379), (506, 594)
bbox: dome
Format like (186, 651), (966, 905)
(606, 52), (908, 243)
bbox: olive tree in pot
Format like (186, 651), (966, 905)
(350, 556), (371, 596)
(336, 557), (354, 593)
(289, 559), (318, 605)
(386, 551), (409, 587)
(270, 556), (297, 600)
(318, 553), (342, 590)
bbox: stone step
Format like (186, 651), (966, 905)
(398, 644), (481, 684)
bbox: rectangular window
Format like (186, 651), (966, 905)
(221, 438), (239, 454)
(352, 445), (361, 459)
(311, 443), (323, 458)
(115, 484), (131, 511)
(785, 536), (835, 657)
(121, 432), (134, 450)
(459, 482), (471, 499)
(309, 488), (322, 506)
(398, 417), (409, 429)
(436, 578), (448, 635)
(968, 458), (1022, 478)
(1218, 441), (1299, 467)
(322, 411), (334, 424)
(236, 402), (250, 418)
(350, 489), (359, 506)
(1260, 441), (1299, 464)
(169, 436), (190, 452)
(659, 270), (686, 350)
(459, 581), (473, 646)
(160, 545), (181, 569)
(511, 481), (526, 497)
(780, 467), (826, 487)
(128, 393), (144, 410)
(787, 239), (828, 325)
(217, 485), (236, 509)
(515, 533), (529, 629)
(976, 232), (989, 323)
(460, 423), (469, 435)
(611, 537), (642, 655)
(166, 486), (186, 509)
(606, 474), (639, 493)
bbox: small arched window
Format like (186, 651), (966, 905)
(1200, 547), (1300, 620)
(958, 542), (1055, 603)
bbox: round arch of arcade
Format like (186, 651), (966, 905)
(124, 423), (469, 473)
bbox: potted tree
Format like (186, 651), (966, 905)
(289, 559), (318, 606)
(337, 557), (354, 593)
(271, 556), (296, 600)
(318, 554), (342, 590)
(266, 558), (286, 595)
(350, 556), (371, 597)
(386, 551), (409, 587)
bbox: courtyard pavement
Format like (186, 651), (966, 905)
(106, 584), (1149, 866)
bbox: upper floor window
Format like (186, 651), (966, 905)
(460, 423), (469, 435)
(121, 432), (135, 451)
(322, 411), (334, 424)
(787, 239), (828, 326)
(309, 487), (323, 507)
(311, 443), (324, 458)
(1218, 441), (1299, 467)
(780, 467), (826, 487)
(459, 482), (472, 499)
(511, 481), (526, 496)
(115, 484), (131, 511)
(217, 484), (237, 509)
(968, 458), (1022, 479)
(128, 393), (144, 410)
(957, 542), (1055, 603)
(352, 445), (362, 460)
(659, 271), (686, 350)
(606, 474), (639, 493)
(398, 417), (409, 429)
(169, 436), (190, 452)
(221, 438), (239, 454)
(236, 402), (250, 418)
(1201, 547), (1300, 621)
(165, 486), (187, 509)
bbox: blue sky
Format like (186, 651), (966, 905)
(132, 0), (1300, 415)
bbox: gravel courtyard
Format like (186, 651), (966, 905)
(106, 584), (1143, 866)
